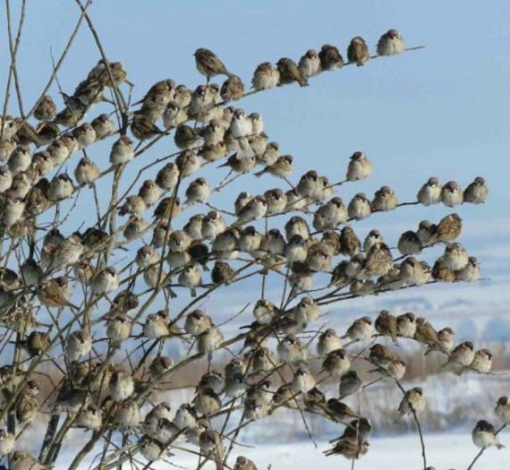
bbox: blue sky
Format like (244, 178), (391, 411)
(1, 0), (509, 309)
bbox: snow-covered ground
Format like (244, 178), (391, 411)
(149, 433), (508, 470)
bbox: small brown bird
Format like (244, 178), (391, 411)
(372, 186), (398, 211)
(369, 344), (397, 368)
(342, 316), (373, 342)
(397, 387), (426, 419)
(251, 62), (280, 90)
(377, 29), (405, 56)
(472, 420), (504, 450)
(432, 213), (462, 244)
(347, 37), (370, 66)
(417, 177), (442, 206)
(74, 156), (100, 185)
(396, 312), (417, 338)
(398, 231), (423, 256)
(234, 456), (258, 470)
(276, 58), (308, 87)
(194, 48), (234, 81)
(471, 349), (492, 374)
(174, 124), (201, 150)
(324, 438), (369, 459)
(34, 95), (57, 121)
(298, 49), (321, 78)
(220, 75), (245, 101)
(18, 331), (50, 357)
(339, 371), (363, 399)
(348, 193), (372, 220)
(130, 114), (163, 140)
(444, 341), (475, 368)
(211, 260), (235, 285)
(495, 396), (510, 424)
(375, 310), (399, 345)
(464, 176), (488, 204)
(441, 181), (463, 207)
(319, 44), (344, 70)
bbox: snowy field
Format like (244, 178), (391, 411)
(144, 433), (508, 470)
(53, 433), (506, 470)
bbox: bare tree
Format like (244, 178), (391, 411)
(0, 2), (503, 470)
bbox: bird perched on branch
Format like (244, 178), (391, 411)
(194, 48), (234, 82)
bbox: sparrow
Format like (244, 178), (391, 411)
(425, 327), (455, 355)
(149, 356), (174, 379)
(292, 364), (316, 393)
(319, 44), (344, 71)
(252, 62), (280, 91)
(199, 429), (225, 464)
(0, 429), (14, 457)
(135, 244), (160, 268)
(397, 387), (426, 419)
(341, 417), (373, 443)
(398, 230), (423, 255)
(238, 225), (263, 256)
(442, 242), (469, 270)
(173, 84), (192, 109)
(340, 226), (361, 258)
(412, 317), (440, 348)
(327, 399), (358, 423)
(73, 123), (97, 149)
(139, 436), (165, 462)
(178, 264), (202, 297)
(417, 177), (442, 206)
(109, 369), (135, 402)
(211, 260), (235, 285)
(162, 101), (188, 129)
(106, 314), (132, 346)
(363, 243), (392, 277)
(259, 140), (280, 165)
(8, 145), (32, 173)
(305, 243), (333, 272)
(234, 456), (258, 470)
(201, 118), (225, 146)
(130, 114), (163, 140)
(20, 258), (43, 287)
(346, 151), (372, 181)
(221, 75), (245, 101)
(138, 179), (161, 206)
(236, 195), (267, 225)
(212, 227), (240, 259)
(136, 79), (175, 107)
(456, 256), (481, 282)
(16, 392), (39, 423)
(74, 156), (100, 185)
(264, 188), (287, 215)
(152, 196), (181, 221)
(194, 48), (234, 81)
(8, 173), (31, 200)
(495, 396), (510, 424)
(37, 273), (73, 308)
(339, 371), (363, 399)
(196, 371), (224, 395)
(432, 213), (462, 244)
(143, 310), (171, 339)
(91, 267), (119, 295)
(347, 36), (370, 66)
(47, 173), (74, 201)
(110, 136), (135, 166)
(441, 181), (463, 207)
(144, 401), (173, 437)
(396, 312), (417, 338)
(0, 165), (12, 192)
(363, 229), (385, 253)
(324, 438), (369, 459)
(115, 399), (142, 429)
(471, 349), (492, 374)
(90, 113), (115, 140)
(185, 310), (213, 337)
(251, 347), (278, 373)
(277, 335), (307, 364)
(65, 328), (92, 361)
(472, 420), (504, 449)
(76, 405), (103, 430)
(197, 326), (224, 354)
(444, 341), (475, 368)
(375, 310), (399, 345)
(464, 176), (488, 204)
(298, 49), (321, 78)
(47, 139), (70, 165)
(285, 215), (311, 240)
(294, 296), (321, 322)
(372, 186), (398, 211)
(174, 124), (201, 150)
(46, 233), (83, 271)
(155, 162), (180, 191)
(343, 316), (373, 342)
(399, 257), (431, 286)
(377, 29), (405, 56)
(277, 58), (308, 87)
(348, 193), (372, 220)
(321, 348), (351, 376)
(34, 95), (57, 121)
(193, 387), (222, 416)
(369, 344), (398, 368)
(432, 258), (456, 283)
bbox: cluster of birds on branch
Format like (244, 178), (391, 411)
(0, 26), (499, 470)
